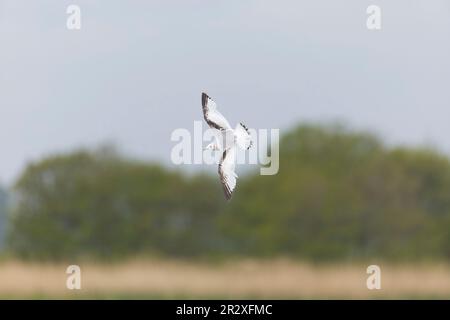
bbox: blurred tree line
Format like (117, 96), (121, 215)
(5, 124), (450, 261)
(0, 187), (7, 249)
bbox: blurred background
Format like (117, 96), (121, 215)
(1, 0), (450, 298)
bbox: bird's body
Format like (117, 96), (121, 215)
(201, 92), (252, 200)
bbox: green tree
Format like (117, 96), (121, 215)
(7, 148), (223, 260)
(0, 186), (7, 250)
(220, 124), (450, 261)
(7, 124), (450, 262)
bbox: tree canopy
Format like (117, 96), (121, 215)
(6, 124), (450, 261)
(0, 187), (7, 249)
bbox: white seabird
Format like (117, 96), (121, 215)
(201, 92), (252, 200)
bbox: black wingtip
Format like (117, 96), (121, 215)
(222, 178), (233, 201)
(223, 189), (233, 201)
(240, 122), (250, 133)
(202, 92), (210, 108)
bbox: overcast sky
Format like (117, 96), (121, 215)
(1, 0), (450, 185)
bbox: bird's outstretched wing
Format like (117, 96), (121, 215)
(234, 122), (253, 150)
(202, 92), (232, 131)
(218, 146), (237, 200)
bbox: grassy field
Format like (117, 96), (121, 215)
(0, 259), (449, 299)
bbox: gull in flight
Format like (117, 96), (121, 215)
(201, 92), (252, 200)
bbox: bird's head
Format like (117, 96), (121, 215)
(204, 143), (219, 151)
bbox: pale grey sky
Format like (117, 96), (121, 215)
(1, 0), (450, 185)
